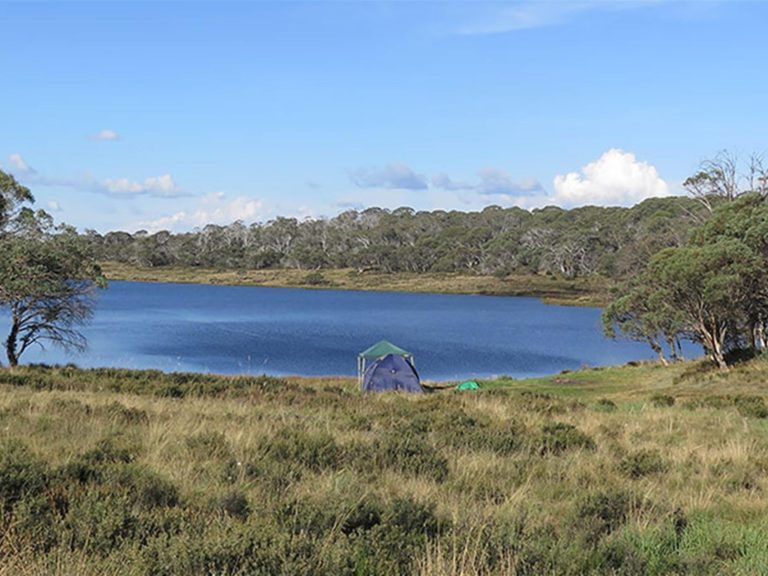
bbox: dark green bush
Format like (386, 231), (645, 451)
(138, 520), (279, 575)
(575, 490), (632, 544)
(341, 496), (383, 534)
(224, 455), (303, 493)
(650, 394), (675, 407)
(126, 467), (179, 510)
(303, 271), (330, 285)
(0, 365), (292, 399)
(733, 395), (768, 418)
(277, 496), (338, 537)
(431, 410), (524, 455)
(214, 490), (250, 520)
(595, 398), (617, 411)
(81, 436), (139, 465)
(537, 422), (596, 455)
(367, 436), (449, 482)
(683, 394), (768, 418)
(261, 428), (341, 472)
(63, 492), (138, 555)
(598, 538), (648, 576)
(618, 449), (667, 479)
(0, 440), (49, 512)
(383, 497), (440, 538)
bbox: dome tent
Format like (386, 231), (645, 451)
(362, 353), (423, 394)
(357, 340), (414, 384)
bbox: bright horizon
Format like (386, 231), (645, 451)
(2, 0), (767, 233)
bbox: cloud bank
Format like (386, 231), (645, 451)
(3, 154), (186, 200)
(97, 174), (184, 198)
(552, 148), (670, 206)
(351, 163), (428, 190)
(139, 192), (264, 232)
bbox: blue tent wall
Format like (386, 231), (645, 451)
(362, 354), (423, 394)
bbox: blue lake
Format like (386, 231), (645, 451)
(9, 281), (697, 380)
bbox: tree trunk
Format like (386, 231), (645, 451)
(666, 337), (679, 363)
(6, 313), (19, 367)
(675, 339), (685, 361)
(710, 332), (728, 371)
(650, 339), (668, 366)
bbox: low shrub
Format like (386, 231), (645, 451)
(81, 436), (139, 465)
(576, 490), (633, 545)
(303, 271), (330, 286)
(366, 436), (449, 482)
(598, 538), (648, 576)
(733, 395), (768, 419)
(618, 449), (667, 479)
(683, 394), (768, 418)
(383, 497), (441, 538)
(341, 496), (383, 534)
(537, 422), (596, 455)
(595, 398), (617, 411)
(650, 394), (675, 407)
(261, 428), (342, 472)
(0, 440), (50, 512)
(63, 492), (138, 555)
(213, 490), (250, 520)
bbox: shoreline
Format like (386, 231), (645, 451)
(100, 262), (611, 307)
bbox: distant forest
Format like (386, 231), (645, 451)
(84, 197), (707, 280)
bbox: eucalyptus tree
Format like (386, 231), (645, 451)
(0, 169), (105, 366)
(603, 280), (687, 365)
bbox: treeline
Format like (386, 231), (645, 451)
(601, 152), (768, 369)
(84, 197), (705, 279)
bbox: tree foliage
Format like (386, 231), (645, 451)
(0, 170), (105, 366)
(604, 192), (768, 369)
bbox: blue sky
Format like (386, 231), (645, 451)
(2, 0), (767, 232)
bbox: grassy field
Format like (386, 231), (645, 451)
(100, 262), (610, 306)
(2, 359), (768, 575)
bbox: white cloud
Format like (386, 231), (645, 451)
(7, 153), (36, 174)
(3, 155), (186, 200)
(46, 200), (62, 212)
(139, 193), (264, 232)
(552, 148), (670, 206)
(351, 163), (428, 190)
(98, 174), (184, 197)
(91, 129), (120, 141)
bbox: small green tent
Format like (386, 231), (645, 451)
(358, 340), (414, 386)
(456, 381), (480, 391)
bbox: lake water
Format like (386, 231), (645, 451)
(8, 281), (697, 380)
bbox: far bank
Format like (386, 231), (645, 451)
(100, 262), (611, 306)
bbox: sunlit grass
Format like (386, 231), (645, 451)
(1, 357), (768, 574)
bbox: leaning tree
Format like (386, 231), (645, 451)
(0, 169), (105, 367)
